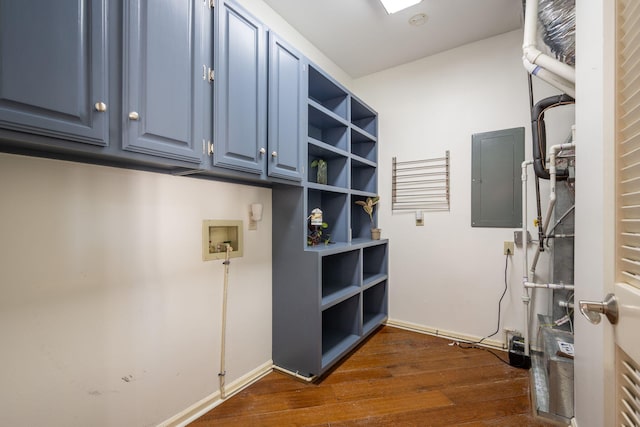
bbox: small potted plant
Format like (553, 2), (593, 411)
(307, 207), (331, 246)
(355, 196), (381, 240)
(310, 158), (327, 185)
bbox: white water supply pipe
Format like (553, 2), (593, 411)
(523, 59), (576, 99)
(523, 0), (575, 97)
(219, 244), (233, 399)
(524, 282), (575, 290)
(521, 142), (575, 356)
(529, 142), (576, 277)
(521, 160), (533, 357)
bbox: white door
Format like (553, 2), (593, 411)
(612, 1), (640, 423)
(578, 0), (640, 425)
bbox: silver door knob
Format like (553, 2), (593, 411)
(271, 151), (277, 158)
(259, 148), (266, 155)
(94, 102), (107, 112)
(579, 293), (618, 325)
(128, 112), (140, 120)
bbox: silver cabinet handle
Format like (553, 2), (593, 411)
(259, 147), (266, 155)
(95, 102), (107, 112)
(579, 293), (618, 325)
(271, 151), (278, 158)
(128, 112), (140, 120)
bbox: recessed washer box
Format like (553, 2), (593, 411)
(202, 220), (243, 261)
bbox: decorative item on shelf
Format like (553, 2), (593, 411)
(356, 196), (381, 240)
(307, 207), (331, 246)
(310, 159), (327, 185)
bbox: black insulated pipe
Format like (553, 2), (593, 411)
(531, 94), (575, 180)
(527, 73), (546, 249)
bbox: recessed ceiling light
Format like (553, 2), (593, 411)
(408, 13), (428, 26)
(379, 0), (423, 14)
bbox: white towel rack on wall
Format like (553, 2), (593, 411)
(392, 151), (450, 212)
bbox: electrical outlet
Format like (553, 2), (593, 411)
(503, 241), (514, 255)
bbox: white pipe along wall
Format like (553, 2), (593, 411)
(218, 244), (233, 400)
(521, 160), (533, 357)
(521, 140), (576, 356)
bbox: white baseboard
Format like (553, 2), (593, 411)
(385, 318), (506, 350)
(158, 360), (274, 427)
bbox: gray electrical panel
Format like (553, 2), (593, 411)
(471, 127), (524, 228)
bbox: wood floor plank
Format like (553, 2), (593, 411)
(189, 326), (556, 427)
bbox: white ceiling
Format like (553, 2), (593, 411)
(262, 0), (524, 78)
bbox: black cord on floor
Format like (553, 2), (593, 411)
(462, 251), (510, 345)
(457, 342), (512, 366)
(454, 251), (512, 367)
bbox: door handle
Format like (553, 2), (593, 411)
(578, 293), (618, 325)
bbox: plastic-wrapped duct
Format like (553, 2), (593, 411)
(538, 0), (575, 66)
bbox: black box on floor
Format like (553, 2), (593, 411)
(509, 336), (531, 369)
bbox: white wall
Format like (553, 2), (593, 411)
(352, 30), (574, 344)
(0, 153), (272, 426)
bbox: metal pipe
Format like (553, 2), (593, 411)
(559, 301), (574, 309)
(546, 205), (575, 237)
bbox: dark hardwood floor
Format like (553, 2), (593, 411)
(190, 326), (556, 426)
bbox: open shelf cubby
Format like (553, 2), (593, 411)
(351, 157), (377, 193)
(351, 96), (378, 137)
(308, 105), (348, 151)
(351, 194), (377, 240)
(363, 281), (388, 335)
(363, 244), (388, 287)
(351, 128), (377, 163)
(321, 294), (360, 369)
(321, 249), (360, 307)
(308, 142), (348, 188)
(307, 189), (349, 244)
(308, 66), (348, 120)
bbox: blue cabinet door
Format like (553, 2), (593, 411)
(268, 33), (305, 181)
(213, 1), (267, 174)
(0, 0), (108, 146)
(123, 0), (206, 164)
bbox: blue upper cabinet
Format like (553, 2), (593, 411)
(122, 0), (206, 164)
(0, 0), (108, 146)
(213, 0), (267, 175)
(267, 33), (305, 182)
